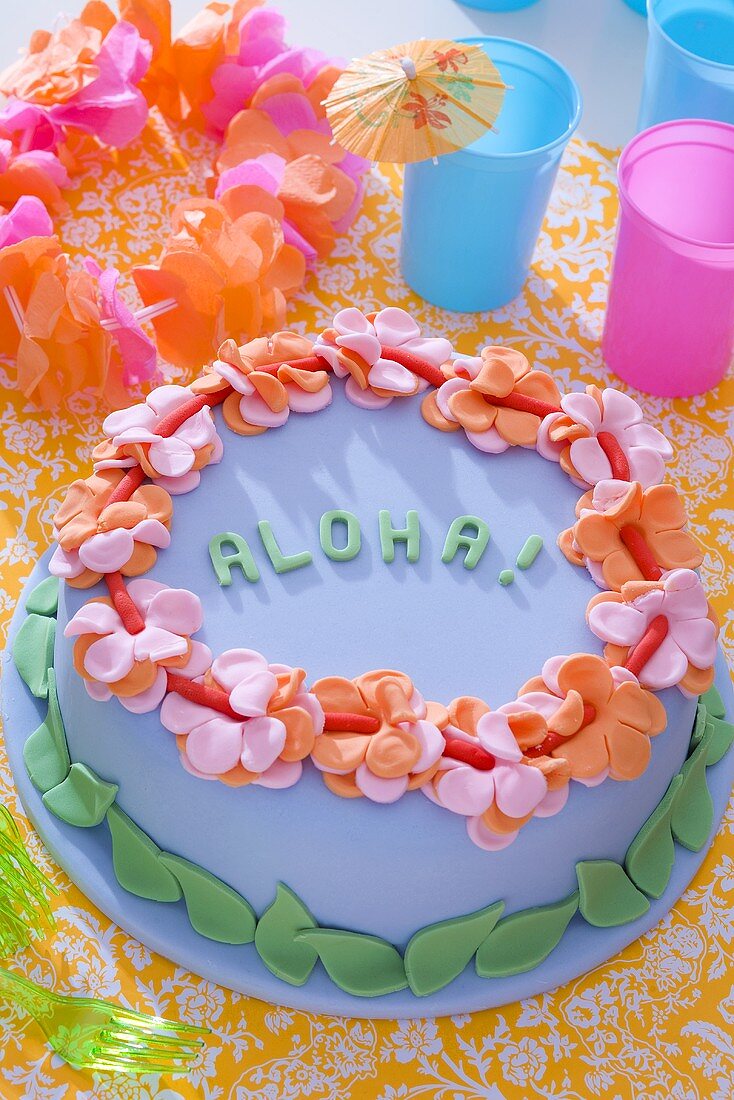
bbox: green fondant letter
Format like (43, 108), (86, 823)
(258, 521), (313, 575)
(379, 509), (420, 564)
(209, 532), (260, 586)
(441, 516), (490, 571)
(319, 510), (361, 562)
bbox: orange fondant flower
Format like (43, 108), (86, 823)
(0, 2), (116, 106)
(519, 653), (666, 782)
(422, 345), (561, 454)
(310, 670), (446, 803)
(192, 331), (332, 435)
(50, 469), (173, 588)
(559, 478), (703, 591)
(133, 196), (305, 369)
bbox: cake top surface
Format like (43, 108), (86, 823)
(48, 306), (717, 853)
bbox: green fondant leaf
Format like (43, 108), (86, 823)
(42, 764), (118, 827)
(159, 853), (255, 944)
(577, 860), (650, 927)
(625, 775), (682, 899)
(254, 884), (318, 986)
(475, 892), (578, 977)
(13, 613), (55, 698)
(296, 928), (407, 997)
(405, 901), (504, 996)
(700, 684), (725, 720)
(25, 576), (59, 617)
(671, 733), (714, 852)
(690, 702), (708, 747)
(106, 805), (182, 904)
(705, 715), (734, 767)
(23, 668), (71, 794)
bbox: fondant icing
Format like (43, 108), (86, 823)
(4, 305), (732, 1015)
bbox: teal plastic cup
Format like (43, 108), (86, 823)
(400, 38), (582, 313)
(638, 0), (734, 129)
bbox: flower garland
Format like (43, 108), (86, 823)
(51, 305), (720, 852)
(0, 0), (368, 408)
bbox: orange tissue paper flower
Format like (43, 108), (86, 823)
(133, 196), (305, 369)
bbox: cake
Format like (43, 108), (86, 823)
(5, 305), (733, 1016)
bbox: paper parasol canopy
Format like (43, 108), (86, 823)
(324, 38), (507, 164)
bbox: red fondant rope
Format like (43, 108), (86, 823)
(166, 672), (242, 720)
(485, 392), (561, 418)
(597, 431), (631, 480)
(524, 703), (597, 759)
(323, 712), (381, 734)
(442, 737), (495, 770)
(624, 615), (669, 679)
(619, 525), (663, 581)
(379, 345), (446, 389)
(106, 465), (146, 505)
(105, 572), (145, 634)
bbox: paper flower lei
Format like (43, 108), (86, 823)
(0, 0), (368, 408)
(55, 305), (718, 851)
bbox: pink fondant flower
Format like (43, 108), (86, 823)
(50, 470), (173, 587)
(92, 384), (223, 495)
(50, 22), (152, 148)
(65, 580), (210, 713)
(587, 568), (718, 694)
(0, 195), (53, 247)
(537, 386), (672, 489)
(160, 648), (324, 789)
(424, 708), (549, 851)
(314, 307), (452, 407)
(83, 258), (157, 387)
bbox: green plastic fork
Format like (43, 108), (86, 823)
(0, 803), (57, 955)
(0, 803), (208, 1073)
(0, 965), (208, 1073)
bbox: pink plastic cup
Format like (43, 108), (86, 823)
(602, 118), (734, 397)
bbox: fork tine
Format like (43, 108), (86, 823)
(109, 1007), (209, 1036)
(104, 1024), (205, 1048)
(100, 1027), (204, 1055)
(82, 1054), (193, 1075)
(91, 1043), (199, 1072)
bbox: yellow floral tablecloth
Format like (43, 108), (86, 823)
(0, 119), (732, 1100)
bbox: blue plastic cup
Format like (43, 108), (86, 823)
(638, 0), (734, 129)
(400, 38), (582, 312)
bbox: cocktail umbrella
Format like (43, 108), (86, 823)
(324, 38), (507, 164)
